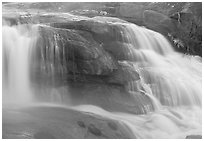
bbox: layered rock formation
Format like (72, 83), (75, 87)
(30, 18), (154, 114)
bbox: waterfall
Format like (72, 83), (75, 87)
(69, 23), (202, 138)
(121, 23), (202, 107)
(2, 20), (202, 139)
(2, 25), (38, 104)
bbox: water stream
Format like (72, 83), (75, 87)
(2, 21), (202, 139)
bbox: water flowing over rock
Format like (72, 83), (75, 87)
(33, 25), (118, 77)
(2, 6), (202, 139)
(108, 61), (140, 85)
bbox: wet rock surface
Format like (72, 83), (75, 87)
(108, 121), (118, 131)
(34, 131), (56, 139)
(108, 61), (140, 85)
(77, 121), (86, 128)
(87, 124), (102, 136)
(2, 106), (133, 139)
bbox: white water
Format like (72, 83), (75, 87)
(71, 104), (201, 138)
(118, 23), (202, 107)
(2, 25), (37, 104)
(69, 23), (202, 138)
(2, 22), (202, 139)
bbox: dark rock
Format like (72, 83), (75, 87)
(37, 25), (104, 60)
(88, 124), (102, 136)
(34, 131), (56, 139)
(115, 3), (145, 25)
(117, 3), (144, 17)
(77, 121), (86, 128)
(77, 52), (118, 75)
(107, 122), (118, 131)
(67, 82), (154, 114)
(144, 10), (171, 24)
(91, 24), (129, 44)
(170, 2), (202, 56)
(3, 17), (19, 26)
(50, 20), (129, 44)
(33, 25), (119, 78)
(108, 61), (140, 85)
(31, 14), (72, 24)
(143, 10), (177, 35)
(103, 41), (139, 61)
(186, 135), (202, 139)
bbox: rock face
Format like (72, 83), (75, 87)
(24, 15), (154, 115)
(169, 3), (202, 56)
(143, 10), (177, 35)
(115, 3), (145, 25)
(103, 41), (138, 61)
(108, 61), (140, 85)
(33, 24), (118, 77)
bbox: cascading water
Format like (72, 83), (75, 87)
(122, 23), (202, 107)
(2, 18), (202, 138)
(2, 25), (38, 104)
(69, 23), (202, 138)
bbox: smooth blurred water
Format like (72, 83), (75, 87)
(2, 25), (37, 104)
(122, 23), (202, 107)
(2, 21), (202, 139)
(72, 104), (201, 138)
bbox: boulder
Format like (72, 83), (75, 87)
(32, 24), (119, 85)
(103, 41), (139, 61)
(51, 20), (129, 44)
(143, 10), (177, 35)
(67, 82), (153, 114)
(34, 25), (117, 77)
(2, 106), (134, 139)
(107, 61), (140, 85)
(77, 52), (118, 75)
(37, 25), (104, 60)
(115, 3), (145, 25)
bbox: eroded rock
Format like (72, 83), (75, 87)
(88, 124), (102, 136)
(108, 61), (140, 85)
